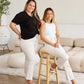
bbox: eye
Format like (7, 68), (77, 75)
(33, 5), (35, 8)
(47, 12), (49, 14)
(29, 4), (32, 6)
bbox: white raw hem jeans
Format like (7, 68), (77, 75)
(20, 35), (40, 80)
(44, 43), (75, 81)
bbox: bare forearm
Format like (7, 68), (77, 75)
(9, 22), (21, 36)
(11, 27), (20, 36)
(55, 22), (60, 43)
(40, 36), (54, 46)
(56, 34), (60, 43)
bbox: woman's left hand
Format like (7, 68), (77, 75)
(54, 42), (59, 48)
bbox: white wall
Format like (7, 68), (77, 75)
(58, 24), (84, 39)
(4, 0), (84, 50)
(37, 0), (84, 24)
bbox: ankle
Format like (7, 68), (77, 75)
(71, 80), (76, 84)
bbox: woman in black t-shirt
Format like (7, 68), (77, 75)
(9, 0), (40, 84)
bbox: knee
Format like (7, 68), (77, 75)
(63, 55), (69, 62)
(26, 56), (35, 62)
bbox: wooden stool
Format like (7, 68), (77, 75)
(38, 51), (59, 84)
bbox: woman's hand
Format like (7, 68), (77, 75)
(9, 22), (21, 40)
(54, 42), (59, 48)
(18, 33), (21, 40)
(40, 20), (45, 25)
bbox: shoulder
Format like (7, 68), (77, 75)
(11, 11), (25, 24)
(15, 11), (25, 17)
(53, 22), (57, 26)
(53, 22), (58, 28)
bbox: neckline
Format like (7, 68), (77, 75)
(24, 11), (33, 18)
(46, 23), (54, 24)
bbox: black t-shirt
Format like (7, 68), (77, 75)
(11, 11), (39, 39)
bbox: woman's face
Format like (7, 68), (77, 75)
(46, 10), (53, 21)
(26, 1), (35, 13)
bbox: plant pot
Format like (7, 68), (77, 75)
(0, 26), (10, 45)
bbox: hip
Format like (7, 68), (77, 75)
(19, 34), (38, 46)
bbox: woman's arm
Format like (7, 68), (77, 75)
(9, 22), (21, 40)
(55, 22), (60, 43)
(54, 22), (60, 48)
(40, 24), (54, 46)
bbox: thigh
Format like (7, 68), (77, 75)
(20, 39), (36, 61)
(44, 43), (69, 59)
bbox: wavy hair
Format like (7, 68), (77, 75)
(24, 0), (40, 29)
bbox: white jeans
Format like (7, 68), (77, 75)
(20, 35), (40, 80)
(44, 43), (75, 81)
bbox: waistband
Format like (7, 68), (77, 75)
(20, 34), (37, 42)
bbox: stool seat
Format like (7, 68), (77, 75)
(38, 51), (59, 84)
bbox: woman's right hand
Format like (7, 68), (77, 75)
(53, 43), (59, 48)
(18, 34), (21, 40)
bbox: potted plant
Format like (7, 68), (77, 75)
(0, 0), (10, 45)
(0, 0), (10, 25)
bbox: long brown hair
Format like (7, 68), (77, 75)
(43, 8), (55, 23)
(24, 0), (40, 29)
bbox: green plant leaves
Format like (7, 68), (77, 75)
(0, 0), (10, 15)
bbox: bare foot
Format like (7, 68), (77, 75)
(26, 80), (36, 84)
(71, 80), (76, 84)
(27, 80), (32, 84)
(28, 81), (36, 84)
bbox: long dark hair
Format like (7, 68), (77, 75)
(24, 0), (40, 29)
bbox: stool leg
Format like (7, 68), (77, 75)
(46, 54), (50, 84)
(54, 56), (59, 84)
(38, 52), (43, 84)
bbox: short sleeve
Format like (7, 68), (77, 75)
(11, 12), (23, 25)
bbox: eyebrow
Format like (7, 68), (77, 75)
(30, 3), (35, 6)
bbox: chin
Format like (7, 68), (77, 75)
(29, 9), (33, 13)
(48, 18), (52, 20)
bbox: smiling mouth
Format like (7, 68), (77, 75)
(30, 9), (33, 11)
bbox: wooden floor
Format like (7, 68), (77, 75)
(0, 50), (58, 84)
(0, 74), (26, 84)
(0, 74), (58, 84)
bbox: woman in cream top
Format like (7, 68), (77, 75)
(40, 8), (76, 84)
